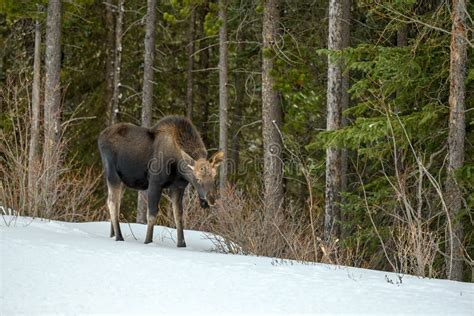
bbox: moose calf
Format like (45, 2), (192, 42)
(98, 115), (223, 247)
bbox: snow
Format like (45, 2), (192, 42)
(1, 216), (473, 315)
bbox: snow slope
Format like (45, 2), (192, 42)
(1, 217), (473, 315)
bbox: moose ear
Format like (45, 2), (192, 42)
(210, 151), (225, 168)
(181, 150), (195, 170)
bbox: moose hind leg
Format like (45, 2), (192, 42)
(171, 188), (186, 247)
(144, 185), (162, 244)
(107, 182), (124, 241)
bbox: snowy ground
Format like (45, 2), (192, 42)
(1, 216), (473, 315)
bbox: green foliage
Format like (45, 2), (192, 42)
(0, 0), (47, 21)
(163, 12), (177, 24)
(1, 0), (472, 280)
(204, 10), (220, 36)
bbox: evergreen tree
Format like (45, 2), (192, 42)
(262, 0), (284, 221)
(137, 0), (157, 225)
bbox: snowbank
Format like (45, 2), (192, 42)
(1, 216), (472, 315)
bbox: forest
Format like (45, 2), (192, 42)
(0, 0), (473, 283)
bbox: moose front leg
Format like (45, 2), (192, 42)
(171, 188), (186, 247)
(110, 222), (115, 238)
(144, 184), (162, 244)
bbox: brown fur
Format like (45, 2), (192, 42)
(151, 116), (207, 160)
(98, 115), (224, 246)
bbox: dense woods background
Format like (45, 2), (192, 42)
(0, 0), (472, 282)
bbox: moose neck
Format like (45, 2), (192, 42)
(179, 160), (198, 187)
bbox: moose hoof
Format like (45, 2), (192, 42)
(115, 236), (124, 241)
(144, 239), (152, 244)
(177, 241), (186, 248)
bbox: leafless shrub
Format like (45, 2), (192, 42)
(0, 75), (103, 224)
(183, 185), (319, 262)
(183, 189), (215, 231)
(393, 223), (439, 278)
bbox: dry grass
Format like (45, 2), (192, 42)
(181, 185), (334, 263)
(1, 77), (104, 225)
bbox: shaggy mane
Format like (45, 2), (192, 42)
(151, 115), (207, 160)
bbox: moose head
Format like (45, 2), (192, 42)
(181, 150), (224, 208)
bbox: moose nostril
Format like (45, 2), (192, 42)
(200, 199), (210, 209)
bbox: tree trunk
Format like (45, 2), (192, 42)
(445, 0), (467, 281)
(110, 0), (124, 125)
(137, 0), (157, 225)
(104, 0), (115, 126)
(230, 39), (245, 179)
(186, 6), (196, 120)
(340, 0), (350, 239)
(43, 0), (62, 216)
(28, 17), (42, 211)
(218, 0), (228, 192)
(262, 0), (283, 218)
(198, 0), (210, 145)
(325, 0), (349, 240)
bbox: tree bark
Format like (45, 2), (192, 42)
(43, 0), (62, 216)
(110, 0), (124, 125)
(218, 0), (229, 191)
(186, 6), (196, 120)
(28, 16), (42, 210)
(230, 39), (245, 179)
(198, 0), (210, 145)
(445, 0), (467, 281)
(340, 0), (350, 239)
(262, 0), (283, 218)
(137, 0), (157, 225)
(141, 0), (155, 131)
(325, 0), (349, 240)
(104, 0), (115, 126)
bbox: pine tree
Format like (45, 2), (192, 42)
(104, 0), (115, 126)
(137, 0), (157, 225)
(218, 0), (229, 191)
(43, 0), (62, 216)
(186, 5), (196, 120)
(324, 0), (350, 240)
(445, 0), (467, 281)
(262, 0), (283, 218)
(28, 9), (42, 210)
(110, 0), (124, 125)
